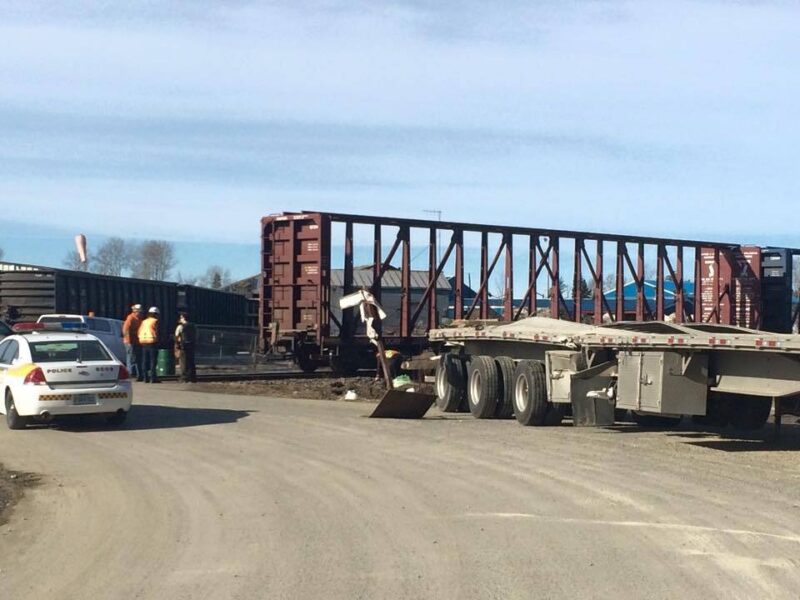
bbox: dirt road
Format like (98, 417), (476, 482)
(2, 386), (800, 599)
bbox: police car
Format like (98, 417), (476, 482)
(0, 323), (132, 430)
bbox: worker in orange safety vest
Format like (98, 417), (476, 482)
(122, 304), (144, 381)
(139, 307), (160, 383)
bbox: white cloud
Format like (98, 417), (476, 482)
(0, 0), (799, 244)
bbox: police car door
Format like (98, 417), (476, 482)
(0, 339), (17, 387)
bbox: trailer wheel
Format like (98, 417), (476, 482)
(728, 394), (772, 431)
(493, 357), (516, 419)
(467, 356), (500, 419)
(512, 360), (549, 426)
(435, 354), (467, 413)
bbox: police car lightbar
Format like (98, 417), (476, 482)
(13, 322), (89, 333)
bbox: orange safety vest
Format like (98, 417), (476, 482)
(122, 313), (141, 344)
(138, 317), (158, 345)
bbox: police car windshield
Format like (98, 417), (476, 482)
(30, 340), (112, 363)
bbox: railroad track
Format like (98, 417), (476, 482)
(159, 370), (372, 383)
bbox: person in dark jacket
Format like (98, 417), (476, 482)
(174, 312), (197, 383)
(2, 305), (20, 325)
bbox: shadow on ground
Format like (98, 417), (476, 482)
(603, 418), (800, 452)
(669, 423), (800, 452)
(47, 404), (253, 432)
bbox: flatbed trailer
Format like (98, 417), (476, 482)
(429, 317), (800, 433)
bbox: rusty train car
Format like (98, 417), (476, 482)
(260, 211), (799, 372)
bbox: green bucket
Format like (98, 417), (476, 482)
(156, 348), (175, 377)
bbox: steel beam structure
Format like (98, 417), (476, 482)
(260, 211), (800, 354)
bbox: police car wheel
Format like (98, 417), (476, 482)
(5, 391), (29, 430)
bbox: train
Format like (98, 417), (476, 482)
(0, 262), (250, 344)
(260, 211), (799, 373)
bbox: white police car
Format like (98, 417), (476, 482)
(0, 323), (133, 429)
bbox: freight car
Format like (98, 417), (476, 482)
(260, 211), (799, 372)
(0, 262), (249, 344)
(429, 316), (800, 432)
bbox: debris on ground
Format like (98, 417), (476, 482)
(0, 465), (39, 526)
(184, 377), (387, 401)
(181, 377), (432, 402)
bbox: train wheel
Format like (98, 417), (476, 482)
(435, 354), (467, 413)
(728, 394), (772, 431)
(295, 349), (318, 373)
(512, 360), (549, 426)
(467, 356), (500, 419)
(493, 357), (516, 419)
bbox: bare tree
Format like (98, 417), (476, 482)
(93, 237), (131, 276)
(63, 250), (89, 272)
(0, 246), (4, 261)
(131, 240), (176, 281)
(198, 265), (232, 289)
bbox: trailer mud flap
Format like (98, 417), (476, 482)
(571, 395), (615, 427)
(369, 390), (436, 419)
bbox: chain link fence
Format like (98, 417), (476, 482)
(194, 326), (260, 367)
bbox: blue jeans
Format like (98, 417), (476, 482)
(142, 345), (159, 383)
(125, 343), (142, 379)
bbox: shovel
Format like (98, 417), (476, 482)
(368, 339), (435, 419)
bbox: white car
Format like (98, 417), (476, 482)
(0, 327), (132, 429)
(37, 314), (126, 364)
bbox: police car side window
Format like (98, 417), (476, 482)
(0, 340), (10, 364)
(87, 318), (111, 332)
(0, 340), (19, 365)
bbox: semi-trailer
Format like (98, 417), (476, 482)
(430, 316), (800, 432)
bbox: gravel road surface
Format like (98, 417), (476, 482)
(1, 385), (800, 599)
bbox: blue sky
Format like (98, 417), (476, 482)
(1, 1), (799, 280)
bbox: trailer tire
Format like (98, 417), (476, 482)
(467, 356), (500, 419)
(494, 357), (516, 419)
(435, 354), (467, 413)
(728, 394), (772, 431)
(512, 360), (549, 426)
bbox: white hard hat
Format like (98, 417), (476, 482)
(148, 306), (160, 315)
(132, 304), (142, 310)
